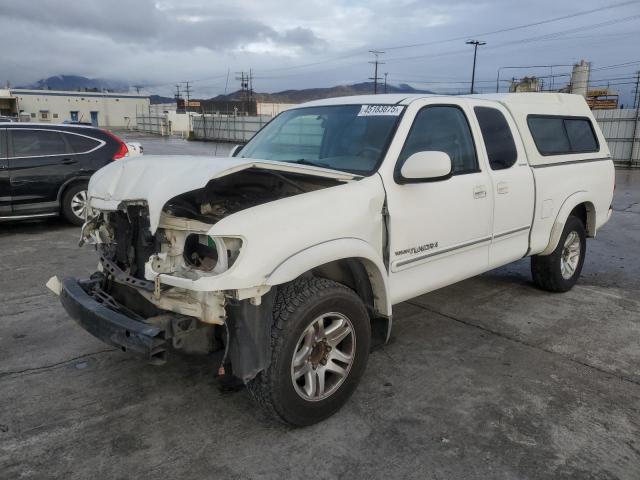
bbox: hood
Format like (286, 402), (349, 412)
(88, 155), (359, 232)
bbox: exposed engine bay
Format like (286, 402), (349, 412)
(85, 168), (341, 278)
(77, 168), (344, 356)
(164, 168), (337, 224)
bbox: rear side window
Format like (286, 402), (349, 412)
(564, 119), (598, 152)
(474, 107), (518, 170)
(65, 132), (101, 153)
(527, 116), (598, 155)
(10, 129), (69, 157)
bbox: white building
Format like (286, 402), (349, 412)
(1, 89), (150, 128)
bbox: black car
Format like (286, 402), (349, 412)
(0, 124), (130, 226)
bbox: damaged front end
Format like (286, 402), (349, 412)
(55, 167), (344, 380)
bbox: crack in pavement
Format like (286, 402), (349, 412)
(614, 202), (640, 215)
(405, 300), (640, 388)
(0, 349), (118, 380)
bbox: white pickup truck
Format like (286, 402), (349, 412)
(52, 93), (614, 426)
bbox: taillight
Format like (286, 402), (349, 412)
(113, 141), (129, 160)
(101, 129), (129, 160)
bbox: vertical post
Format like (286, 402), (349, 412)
(466, 40), (485, 94)
(369, 50), (385, 94)
(630, 71), (640, 167)
(471, 44), (478, 94)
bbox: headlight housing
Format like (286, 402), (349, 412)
(183, 234), (242, 274)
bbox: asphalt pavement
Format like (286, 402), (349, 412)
(1, 134), (638, 479)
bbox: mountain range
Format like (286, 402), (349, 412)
(18, 75), (435, 104)
(18, 75), (134, 92)
(212, 82), (434, 103)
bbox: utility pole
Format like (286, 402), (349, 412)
(235, 71), (249, 102)
(630, 71), (640, 167)
(466, 40), (486, 94)
(174, 84), (182, 112)
(181, 81), (191, 110)
(384, 73), (388, 94)
(182, 81), (192, 133)
(368, 50), (385, 94)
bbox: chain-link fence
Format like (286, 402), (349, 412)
(135, 115), (170, 136)
(192, 114), (271, 142)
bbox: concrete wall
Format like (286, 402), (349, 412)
(593, 109), (640, 167)
(10, 89), (150, 128)
(256, 102), (296, 116)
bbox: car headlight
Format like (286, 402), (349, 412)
(183, 235), (242, 274)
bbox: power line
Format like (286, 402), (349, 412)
(380, 0), (640, 51)
(380, 14), (640, 67)
(147, 14), (640, 98)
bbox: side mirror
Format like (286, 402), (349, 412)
(229, 144), (242, 157)
(400, 151), (452, 182)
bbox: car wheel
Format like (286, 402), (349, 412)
(61, 183), (89, 226)
(247, 277), (371, 426)
(531, 215), (586, 292)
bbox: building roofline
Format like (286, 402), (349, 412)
(9, 89), (149, 99)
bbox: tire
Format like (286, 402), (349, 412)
(531, 215), (586, 293)
(247, 277), (371, 426)
(61, 183), (89, 226)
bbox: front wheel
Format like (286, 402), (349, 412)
(531, 215), (586, 292)
(247, 277), (371, 426)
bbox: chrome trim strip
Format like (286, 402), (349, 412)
(395, 235), (492, 267)
(7, 128), (106, 160)
(493, 225), (531, 239)
(0, 212), (57, 220)
(530, 157), (612, 169)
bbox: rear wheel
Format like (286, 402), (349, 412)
(247, 277), (371, 426)
(531, 215), (586, 292)
(61, 183), (88, 226)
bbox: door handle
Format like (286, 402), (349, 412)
(473, 185), (487, 199)
(61, 158), (77, 165)
(497, 181), (509, 194)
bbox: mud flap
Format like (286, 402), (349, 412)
(225, 291), (276, 383)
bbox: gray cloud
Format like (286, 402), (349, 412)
(0, 0), (638, 104)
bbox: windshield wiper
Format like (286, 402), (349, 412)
(289, 159), (334, 169)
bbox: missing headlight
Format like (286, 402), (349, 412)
(184, 234), (227, 273)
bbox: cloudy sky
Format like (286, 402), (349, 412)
(2, 0), (639, 103)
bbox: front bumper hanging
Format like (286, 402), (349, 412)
(60, 277), (167, 364)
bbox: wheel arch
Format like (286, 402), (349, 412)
(57, 176), (91, 205)
(539, 192), (595, 256)
(266, 238), (392, 319)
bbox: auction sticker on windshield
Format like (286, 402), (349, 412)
(358, 105), (403, 116)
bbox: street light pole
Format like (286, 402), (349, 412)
(466, 40), (486, 94)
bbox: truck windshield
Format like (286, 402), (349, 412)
(238, 104), (404, 175)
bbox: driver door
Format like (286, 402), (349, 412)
(383, 100), (494, 304)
